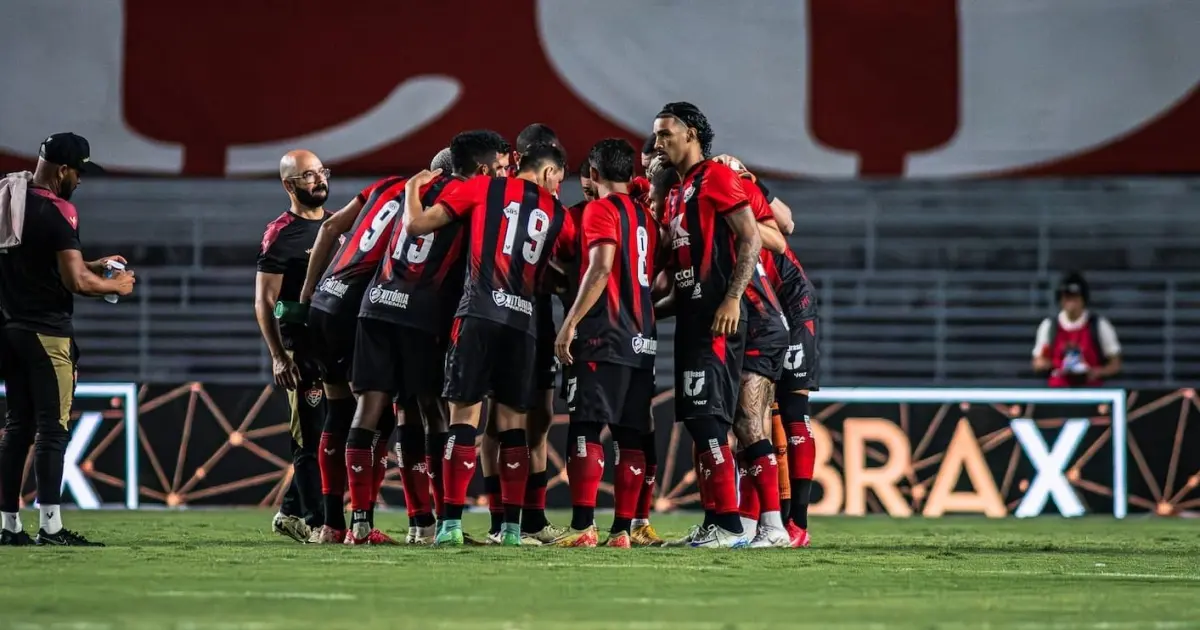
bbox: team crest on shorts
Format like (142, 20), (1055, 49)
(305, 388), (323, 407)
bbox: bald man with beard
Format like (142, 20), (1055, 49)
(256, 150), (332, 543)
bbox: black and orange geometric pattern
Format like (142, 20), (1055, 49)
(2, 384), (1197, 516)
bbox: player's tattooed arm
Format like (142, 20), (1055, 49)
(758, 219), (787, 254)
(300, 197), (365, 304)
(723, 206), (763, 301)
(556, 242), (616, 365)
(403, 169), (453, 236)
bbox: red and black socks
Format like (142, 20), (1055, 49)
(610, 427), (647, 535)
(684, 417), (741, 534)
(566, 423), (605, 531)
(345, 427), (377, 528)
(397, 422), (434, 528)
(318, 396), (355, 530)
(780, 391), (815, 529)
(633, 431), (658, 526)
(497, 429), (530, 526)
(425, 430), (449, 520)
(521, 470), (549, 534)
(442, 423), (478, 521)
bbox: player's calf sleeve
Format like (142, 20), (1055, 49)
(442, 424), (478, 521)
(684, 417), (740, 532)
(521, 470), (549, 534)
(792, 479), (813, 529)
(0, 421), (33, 513)
(737, 454), (760, 522)
(742, 438), (781, 521)
(610, 427), (645, 532)
(635, 431), (658, 522)
(319, 397), (355, 530)
(496, 429), (529, 525)
(566, 422), (604, 531)
(397, 423), (433, 526)
(345, 428), (377, 521)
(425, 430), (449, 520)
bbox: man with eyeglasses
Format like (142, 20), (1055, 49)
(255, 150), (332, 543)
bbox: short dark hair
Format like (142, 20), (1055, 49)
(578, 158), (592, 177)
(517, 143), (567, 174)
(587, 138), (635, 183)
(449, 129), (505, 175)
(641, 136), (656, 155)
(516, 123), (559, 153)
(656, 101), (714, 157)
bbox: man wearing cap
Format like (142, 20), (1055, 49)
(0, 133), (135, 546)
(1032, 271), (1122, 388)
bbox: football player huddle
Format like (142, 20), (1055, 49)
(255, 102), (820, 550)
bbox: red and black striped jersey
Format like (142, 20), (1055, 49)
(358, 175), (465, 334)
(572, 193), (658, 369)
(438, 176), (574, 334)
(743, 182), (790, 350)
(551, 200), (588, 311)
(663, 160), (771, 337)
(761, 247), (818, 326)
(310, 177), (406, 317)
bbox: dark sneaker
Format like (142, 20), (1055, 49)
(0, 529), (35, 546)
(35, 528), (104, 547)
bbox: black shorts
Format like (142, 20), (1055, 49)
(0, 328), (78, 432)
(673, 322), (746, 424)
(443, 317), (536, 411)
(564, 362), (654, 431)
(352, 318), (447, 399)
(743, 342), (787, 382)
(534, 297), (557, 391)
(307, 307), (356, 385)
(778, 318), (821, 392)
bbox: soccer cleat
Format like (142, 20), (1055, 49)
(749, 526), (791, 548)
(308, 525), (347, 544)
(500, 524), (523, 546)
(787, 523), (811, 548)
(35, 528), (104, 547)
(407, 524), (437, 545)
(630, 523), (665, 547)
(365, 529), (400, 545)
(604, 531), (632, 548)
(551, 526), (598, 548)
(343, 521), (373, 545)
(523, 522), (569, 545)
(689, 525), (749, 549)
(461, 531), (489, 546)
(271, 512), (310, 543)
(434, 524), (465, 546)
(664, 524), (703, 547)
(0, 529), (34, 546)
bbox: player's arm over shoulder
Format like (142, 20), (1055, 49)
(406, 175), (470, 236)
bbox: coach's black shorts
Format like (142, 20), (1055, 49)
(565, 362), (654, 431)
(534, 296), (557, 391)
(1, 328), (78, 432)
(352, 318), (446, 399)
(307, 307), (356, 385)
(444, 316), (536, 411)
(778, 318), (821, 392)
(673, 322), (747, 424)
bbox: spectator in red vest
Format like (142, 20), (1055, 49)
(1032, 272), (1122, 387)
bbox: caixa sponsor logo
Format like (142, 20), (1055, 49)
(492, 289), (533, 315)
(631, 334), (657, 356)
(368, 286), (409, 309)
(319, 277), (349, 298)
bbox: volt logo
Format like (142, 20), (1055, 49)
(1011, 418), (1090, 519)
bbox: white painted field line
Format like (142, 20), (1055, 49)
(147, 590), (356, 601)
(974, 569), (1200, 582)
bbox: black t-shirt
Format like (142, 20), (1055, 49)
(0, 187), (82, 336)
(257, 210), (328, 348)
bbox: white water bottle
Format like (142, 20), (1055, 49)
(103, 259), (125, 304)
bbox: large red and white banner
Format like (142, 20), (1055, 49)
(1, 0), (1198, 178)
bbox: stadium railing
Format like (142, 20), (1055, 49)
(73, 267), (1200, 387)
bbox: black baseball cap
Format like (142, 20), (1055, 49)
(1057, 271), (1089, 302)
(39, 133), (104, 174)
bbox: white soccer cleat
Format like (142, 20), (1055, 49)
(749, 526), (791, 548)
(407, 524), (436, 545)
(271, 512), (310, 543)
(689, 525), (749, 549)
(664, 524), (704, 547)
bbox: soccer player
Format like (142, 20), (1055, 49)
(734, 182), (793, 548)
(257, 150), (331, 543)
(0, 133), (133, 546)
(402, 142), (574, 546)
(651, 102), (764, 548)
(479, 123), (568, 545)
(300, 166), (407, 545)
(353, 131), (507, 545)
(552, 139), (659, 548)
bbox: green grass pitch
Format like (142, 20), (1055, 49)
(1, 510), (1198, 629)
